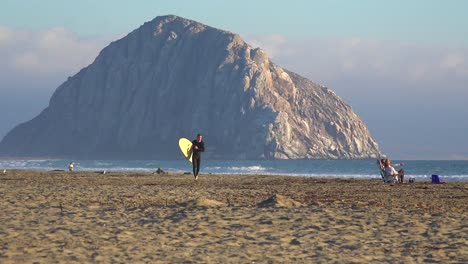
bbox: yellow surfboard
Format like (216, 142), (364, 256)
(178, 138), (193, 163)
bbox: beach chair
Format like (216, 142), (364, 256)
(377, 159), (398, 184)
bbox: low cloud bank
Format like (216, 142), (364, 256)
(0, 25), (114, 77)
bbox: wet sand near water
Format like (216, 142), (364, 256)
(0, 170), (467, 263)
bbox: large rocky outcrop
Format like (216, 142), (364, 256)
(0, 15), (381, 159)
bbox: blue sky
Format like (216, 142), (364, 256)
(2, 0), (467, 43)
(1, 0), (467, 159)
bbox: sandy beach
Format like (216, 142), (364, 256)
(0, 170), (466, 263)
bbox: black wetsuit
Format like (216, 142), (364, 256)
(192, 140), (205, 177)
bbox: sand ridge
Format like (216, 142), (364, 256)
(257, 194), (303, 208)
(0, 170), (466, 263)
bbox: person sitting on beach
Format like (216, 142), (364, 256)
(384, 159), (404, 183)
(378, 159), (393, 183)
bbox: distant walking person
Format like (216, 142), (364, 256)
(68, 162), (75, 172)
(192, 134), (205, 179)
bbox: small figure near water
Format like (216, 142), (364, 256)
(156, 168), (168, 174)
(192, 133), (205, 180)
(68, 162), (75, 172)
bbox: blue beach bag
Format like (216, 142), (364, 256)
(431, 175), (441, 184)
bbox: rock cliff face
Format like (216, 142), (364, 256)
(0, 15), (381, 159)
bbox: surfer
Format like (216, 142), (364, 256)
(192, 133), (205, 179)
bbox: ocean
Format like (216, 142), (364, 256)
(1, 159), (467, 182)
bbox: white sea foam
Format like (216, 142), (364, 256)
(205, 165), (268, 174)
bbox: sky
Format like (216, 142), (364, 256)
(1, 0), (467, 159)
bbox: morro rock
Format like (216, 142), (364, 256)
(0, 15), (381, 159)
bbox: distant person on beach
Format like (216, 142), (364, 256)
(68, 162), (75, 172)
(384, 159), (404, 183)
(192, 133), (205, 180)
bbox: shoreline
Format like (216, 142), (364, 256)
(2, 159), (468, 183)
(1, 170), (466, 262)
(3, 168), (467, 183)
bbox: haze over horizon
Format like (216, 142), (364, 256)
(1, 0), (467, 160)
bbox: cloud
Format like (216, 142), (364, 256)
(0, 25), (116, 139)
(0, 25), (13, 45)
(4, 26), (465, 95)
(243, 34), (468, 82)
(240, 34), (287, 59)
(441, 52), (467, 76)
(0, 25), (115, 80)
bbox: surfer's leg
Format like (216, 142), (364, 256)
(196, 156), (201, 176)
(192, 158), (197, 177)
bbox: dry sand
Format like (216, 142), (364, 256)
(0, 170), (466, 263)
